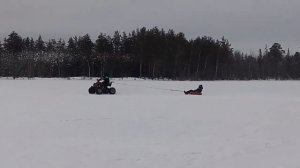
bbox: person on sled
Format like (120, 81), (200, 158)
(184, 85), (203, 95)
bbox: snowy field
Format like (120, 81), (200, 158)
(1, 78), (300, 168)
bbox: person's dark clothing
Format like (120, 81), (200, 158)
(102, 77), (110, 88)
(196, 85), (203, 92)
(184, 85), (203, 95)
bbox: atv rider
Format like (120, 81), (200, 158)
(102, 75), (110, 90)
(184, 85), (203, 95)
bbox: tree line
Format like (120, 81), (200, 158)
(0, 27), (299, 80)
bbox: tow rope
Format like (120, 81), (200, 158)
(113, 82), (185, 93)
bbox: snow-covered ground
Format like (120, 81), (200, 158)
(1, 78), (300, 168)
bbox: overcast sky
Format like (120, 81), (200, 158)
(1, 0), (299, 54)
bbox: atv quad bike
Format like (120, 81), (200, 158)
(88, 80), (116, 95)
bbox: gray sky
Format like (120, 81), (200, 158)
(1, 0), (299, 54)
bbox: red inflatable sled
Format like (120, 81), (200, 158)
(184, 85), (203, 95)
(184, 91), (202, 95)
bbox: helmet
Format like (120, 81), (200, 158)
(103, 73), (109, 79)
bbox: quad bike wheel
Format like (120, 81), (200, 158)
(109, 87), (116, 94)
(96, 88), (103, 94)
(88, 86), (96, 94)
